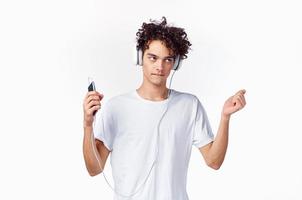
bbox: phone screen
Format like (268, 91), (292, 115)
(88, 81), (95, 92)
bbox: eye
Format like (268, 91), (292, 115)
(165, 58), (174, 63)
(148, 56), (157, 61)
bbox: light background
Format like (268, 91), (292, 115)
(0, 0), (301, 199)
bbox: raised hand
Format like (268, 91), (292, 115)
(222, 89), (246, 118)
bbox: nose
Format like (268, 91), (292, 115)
(155, 59), (164, 72)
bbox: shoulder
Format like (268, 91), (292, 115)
(103, 90), (135, 108)
(171, 89), (200, 104)
(171, 90), (207, 115)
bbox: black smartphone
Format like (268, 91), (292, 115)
(88, 81), (95, 92)
(88, 79), (97, 115)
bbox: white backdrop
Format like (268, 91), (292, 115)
(0, 0), (301, 199)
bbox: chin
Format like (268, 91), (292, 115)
(152, 81), (165, 87)
(149, 77), (162, 84)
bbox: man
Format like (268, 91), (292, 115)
(83, 17), (246, 200)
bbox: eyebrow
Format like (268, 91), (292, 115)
(146, 53), (175, 59)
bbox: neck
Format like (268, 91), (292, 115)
(136, 83), (169, 101)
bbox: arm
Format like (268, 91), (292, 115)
(83, 125), (110, 176)
(199, 115), (230, 170)
(82, 91), (110, 176)
(199, 89), (246, 170)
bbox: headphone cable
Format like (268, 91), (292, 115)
(90, 70), (177, 198)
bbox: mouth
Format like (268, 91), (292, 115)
(151, 73), (164, 76)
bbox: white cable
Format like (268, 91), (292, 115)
(90, 70), (177, 198)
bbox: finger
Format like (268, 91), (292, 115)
(85, 91), (96, 99)
(84, 91), (95, 102)
(84, 96), (96, 106)
(84, 93), (104, 105)
(86, 95), (101, 104)
(87, 105), (101, 115)
(85, 103), (101, 115)
(236, 94), (245, 105)
(236, 96), (244, 108)
(233, 96), (243, 108)
(87, 100), (101, 109)
(86, 91), (104, 100)
(236, 89), (246, 95)
(94, 91), (104, 98)
(95, 91), (104, 99)
(240, 95), (246, 106)
(237, 93), (246, 106)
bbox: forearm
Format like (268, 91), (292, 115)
(209, 114), (230, 168)
(83, 125), (103, 176)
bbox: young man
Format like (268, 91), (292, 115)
(83, 17), (246, 200)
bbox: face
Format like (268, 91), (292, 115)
(142, 40), (175, 87)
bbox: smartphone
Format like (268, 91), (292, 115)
(88, 78), (97, 115)
(88, 81), (95, 92)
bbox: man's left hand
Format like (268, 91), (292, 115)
(222, 89), (246, 118)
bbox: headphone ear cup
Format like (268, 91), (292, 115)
(133, 47), (138, 66)
(137, 49), (143, 66)
(173, 55), (182, 70)
(133, 47), (143, 66)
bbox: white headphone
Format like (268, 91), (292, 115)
(134, 48), (183, 70)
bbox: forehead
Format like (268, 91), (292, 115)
(145, 40), (174, 56)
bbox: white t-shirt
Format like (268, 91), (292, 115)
(93, 89), (214, 200)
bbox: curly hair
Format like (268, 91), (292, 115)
(136, 17), (192, 59)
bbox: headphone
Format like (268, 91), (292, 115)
(135, 47), (183, 71)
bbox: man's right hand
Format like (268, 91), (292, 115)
(83, 91), (104, 127)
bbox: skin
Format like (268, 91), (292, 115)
(82, 39), (247, 176)
(136, 40), (176, 101)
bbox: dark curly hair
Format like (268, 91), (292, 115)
(136, 17), (192, 59)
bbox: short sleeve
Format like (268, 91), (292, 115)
(93, 102), (116, 151)
(192, 98), (214, 148)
